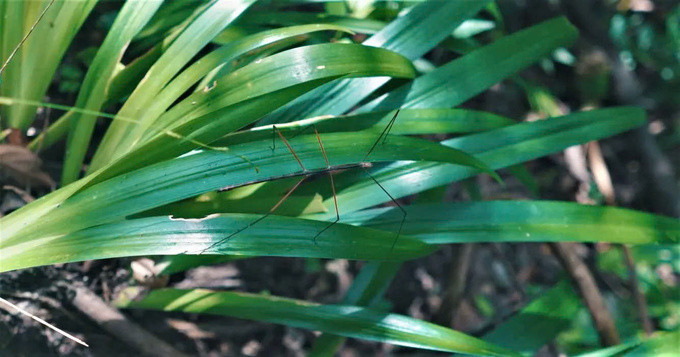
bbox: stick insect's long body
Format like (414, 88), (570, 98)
(217, 162), (372, 193)
(201, 111), (404, 254)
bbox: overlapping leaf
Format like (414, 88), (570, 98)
(116, 288), (521, 356)
(339, 201), (679, 245)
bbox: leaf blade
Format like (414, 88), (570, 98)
(116, 288), (520, 356)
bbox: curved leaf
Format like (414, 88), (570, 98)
(339, 201), (679, 245)
(218, 108), (514, 147)
(127, 24), (354, 147)
(93, 43), (417, 177)
(358, 17), (577, 112)
(0, 214), (433, 272)
(483, 281), (581, 353)
(1, 0), (97, 129)
(90, 0), (257, 171)
(1, 132), (493, 245)
(306, 107), (646, 217)
(260, 0), (492, 124)
(238, 11), (385, 34)
(62, 0), (163, 185)
(116, 288), (520, 356)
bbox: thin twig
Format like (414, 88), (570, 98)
(0, 296), (89, 347)
(70, 286), (188, 357)
(588, 141), (655, 335)
(621, 245), (654, 336)
(433, 243), (473, 326)
(549, 242), (621, 346)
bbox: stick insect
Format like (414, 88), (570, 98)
(199, 109), (405, 254)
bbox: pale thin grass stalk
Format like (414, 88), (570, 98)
(0, 97), (235, 156)
(0, 0), (56, 75)
(0, 296), (89, 347)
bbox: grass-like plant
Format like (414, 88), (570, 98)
(1, 0), (678, 355)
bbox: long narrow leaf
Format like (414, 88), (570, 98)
(1, 132), (493, 245)
(116, 288), (521, 356)
(338, 201), (679, 245)
(260, 0), (492, 124)
(357, 16), (577, 112)
(89, 0), (256, 171)
(0, 214), (434, 272)
(307, 107), (646, 217)
(61, 0), (162, 185)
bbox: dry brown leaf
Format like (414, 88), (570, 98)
(0, 144), (54, 188)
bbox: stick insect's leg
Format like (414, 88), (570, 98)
(361, 167), (407, 251)
(310, 126), (340, 245)
(274, 125), (306, 171)
(310, 125), (339, 243)
(365, 109), (400, 160)
(312, 171), (339, 245)
(381, 109), (399, 145)
(199, 176), (308, 254)
(270, 124), (315, 158)
(199, 128), (309, 254)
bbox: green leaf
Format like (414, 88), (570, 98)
(234, 11), (386, 34)
(89, 0), (257, 171)
(358, 17), (578, 112)
(623, 330), (680, 356)
(310, 261), (401, 356)
(218, 108), (514, 147)
(92, 43), (417, 179)
(1, 0), (98, 129)
(576, 330), (680, 357)
(259, 0), (492, 124)
(483, 281), (581, 353)
(116, 288), (521, 356)
(61, 0), (163, 185)
(0, 214), (434, 272)
(125, 24), (354, 151)
(306, 107), (646, 217)
(0, 132), (492, 246)
(339, 201), (679, 245)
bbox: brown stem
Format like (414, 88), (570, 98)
(549, 242), (621, 346)
(71, 286), (188, 357)
(433, 244), (473, 326)
(620, 245), (654, 336)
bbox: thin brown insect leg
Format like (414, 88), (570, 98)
(314, 125), (330, 167)
(312, 171), (340, 245)
(365, 109), (400, 160)
(361, 167), (406, 251)
(310, 126), (339, 244)
(198, 176), (308, 254)
(275, 125), (305, 171)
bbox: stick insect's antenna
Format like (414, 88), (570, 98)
(274, 125), (306, 171)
